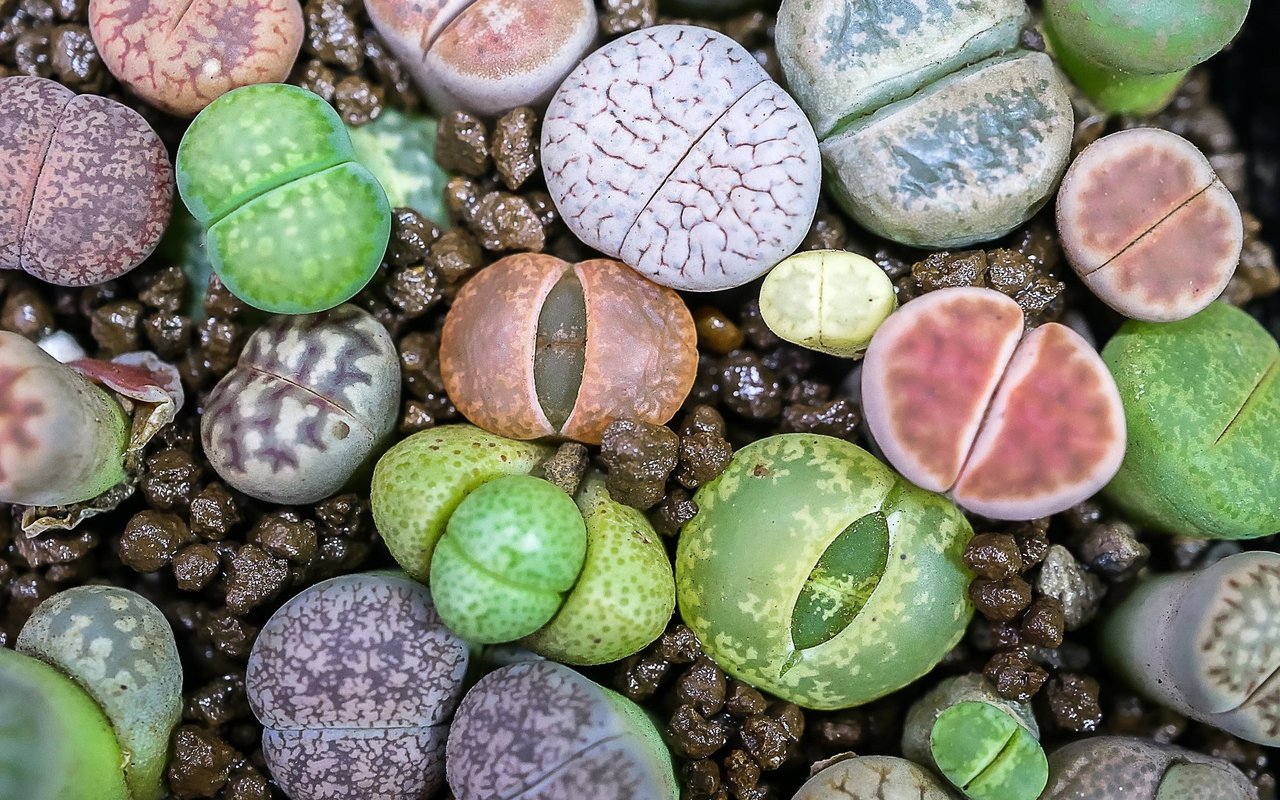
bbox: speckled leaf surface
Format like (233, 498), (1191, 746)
(902, 673), (1039, 769)
(348, 108), (450, 224)
(1043, 737), (1255, 800)
(793, 755), (960, 800)
(262, 726), (448, 800)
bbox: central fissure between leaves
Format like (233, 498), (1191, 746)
(790, 511), (890, 651)
(534, 269), (587, 431)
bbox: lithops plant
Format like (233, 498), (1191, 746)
(776, 0), (1073, 248)
(902, 674), (1047, 800)
(1102, 302), (1279, 539)
(1102, 551), (1280, 745)
(440, 253), (697, 444)
(176, 83), (391, 314)
(759, 249), (897, 358)
(0, 331), (129, 506)
(365, 0), (596, 115)
(792, 756), (959, 800)
(676, 433), (974, 710)
(16, 586), (182, 800)
(1042, 736), (1257, 799)
(863, 287), (1126, 520)
(89, 0), (304, 116)
(542, 25), (821, 291)
(1057, 128), (1243, 322)
(348, 107), (450, 223)
(1044, 0), (1252, 114)
(446, 660), (679, 800)
(247, 573), (469, 800)
(0, 76), (172, 286)
(202, 304), (399, 505)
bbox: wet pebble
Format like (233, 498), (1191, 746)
(601, 418), (679, 509)
(492, 107), (538, 190)
(719, 351), (782, 420)
(1046, 672), (1103, 732)
(120, 510), (193, 573)
(1036, 544), (1104, 631)
(436, 111), (490, 176)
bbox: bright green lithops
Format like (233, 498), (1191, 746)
(0, 647), (129, 800)
(903, 674), (1047, 800)
(176, 83), (391, 314)
(676, 434), (973, 710)
(15, 586), (182, 800)
(348, 108), (449, 224)
(759, 250), (897, 358)
(1101, 302), (1280, 539)
(431, 475), (587, 642)
(1044, 0), (1251, 114)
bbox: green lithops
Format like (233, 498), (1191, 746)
(176, 83), (391, 314)
(15, 586), (182, 800)
(758, 250), (897, 358)
(431, 475), (587, 642)
(348, 108), (450, 224)
(676, 434), (973, 710)
(1101, 302), (1280, 539)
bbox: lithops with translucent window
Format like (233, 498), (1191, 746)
(542, 25), (821, 291)
(792, 756), (959, 800)
(1043, 737), (1257, 799)
(759, 249), (897, 358)
(675, 433), (973, 710)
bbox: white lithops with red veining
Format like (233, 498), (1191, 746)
(1057, 128), (1243, 322)
(542, 25), (822, 291)
(201, 304), (399, 505)
(862, 287), (1126, 520)
(364, 0), (597, 115)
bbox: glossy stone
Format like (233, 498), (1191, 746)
(1043, 737), (1256, 800)
(758, 249), (897, 357)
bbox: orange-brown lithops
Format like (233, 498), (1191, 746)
(1057, 128), (1243, 322)
(441, 253), (697, 444)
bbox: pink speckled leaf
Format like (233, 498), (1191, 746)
(263, 726), (446, 800)
(0, 77), (73, 271)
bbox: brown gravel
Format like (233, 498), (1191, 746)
(601, 418), (680, 509)
(436, 111), (491, 177)
(492, 107), (539, 190)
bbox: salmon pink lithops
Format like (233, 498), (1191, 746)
(440, 253), (697, 444)
(0, 76), (172, 287)
(89, 0), (305, 117)
(1057, 128), (1243, 322)
(862, 286), (1126, 520)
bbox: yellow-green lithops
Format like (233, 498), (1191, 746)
(759, 250), (897, 357)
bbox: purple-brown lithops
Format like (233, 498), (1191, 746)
(0, 76), (172, 287)
(364, 0), (597, 115)
(440, 253), (697, 444)
(542, 24), (822, 291)
(202, 304), (400, 505)
(863, 287), (1126, 520)
(446, 660), (679, 799)
(89, 0), (305, 117)
(246, 573), (469, 800)
(1057, 128), (1243, 322)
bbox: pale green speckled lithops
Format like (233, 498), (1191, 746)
(347, 108), (450, 224)
(759, 250), (897, 358)
(176, 83), (391, 314)
(676, 433), (973, 710)
(792, 755), (960, 800)
(15, 586), (182, 800)
(1043, 736), (1257, 800)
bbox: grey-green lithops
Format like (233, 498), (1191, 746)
(676, 434), (973, 709)
(792, 756), (959, 800)
(776, 0), (1073, 248)
(1042, 736), (1257, 799)
(758, 250), (897, 358)
(16, 586), (182, 800)
(348, 108), (450, 224)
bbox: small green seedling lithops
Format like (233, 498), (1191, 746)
(1102, 302), (1280, 539)
(13, 586), (182, 800)
(1044, 0), (1251, 114)
(676, 433), (973, 710)
(347, 108), (450, 224)
(1043, 736), (1257, 799)
(903, 674), (1047, 800)
(793, 756), (960, 800)
(1102, 551), (1280, 745)
(759, 250), (897, 358)
(176, 83), (391, 314)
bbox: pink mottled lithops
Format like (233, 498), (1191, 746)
(0, 76), (172, 287)
(202, 304), (400, 505)
(542, 24), (822, 291)
(89, 0), (304, 116)
(365, 0), (597, 115)
(246, 573), (469, 800)
(1057, 128), (1243, 322)
(862, 287), (1126, 520)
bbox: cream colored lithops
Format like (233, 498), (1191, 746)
(759, 250), (897, 357)
(792, 756), (959, 800)
(542, 25), (821, 291)
(16, 586), (182, 800)
(1043, 737), (1257, 800)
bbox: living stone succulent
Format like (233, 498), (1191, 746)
(202, 304), (400, 505)
(1102, 551), (1280, 745)
(176, 83), (391, 314)
(776, 0), (1073, 248)
(791, 756), (960, 800)
(246, 573), (469, 800)
(676, 433), (974, 710)
(1102, 302), (1279, 539)
(347, 108), (451, 224)
(1042, 736), (1257, 799)
(89, 0), (305, 116)
(863, 287), (1126, 520)
(446, 660), (679, 800)
(542, 25), (822, 291)
(15, 586), (183, 800)
(0, 76), (172, 286)
(1057, 128), (1242, 322)
(440, 253), (698, 444)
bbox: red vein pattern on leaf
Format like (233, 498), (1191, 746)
(0, 365), (45, 485)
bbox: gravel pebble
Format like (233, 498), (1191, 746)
(1036, 545), (1105, 631)
(491, 107), (539, 190)
(601, 418), (680, 509)
(436, 111), (491, 176)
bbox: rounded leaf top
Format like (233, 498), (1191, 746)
(1043, 737), (1256, 800)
